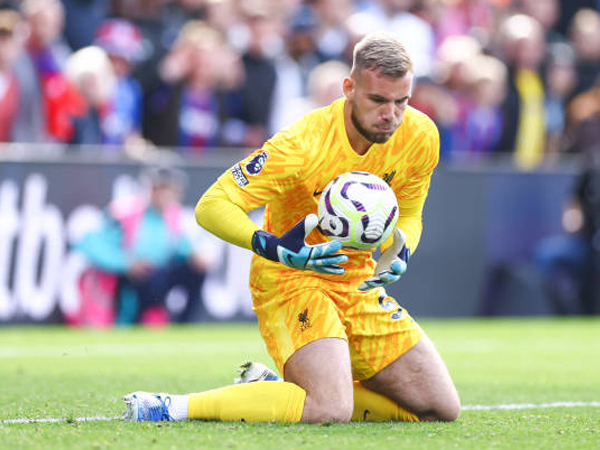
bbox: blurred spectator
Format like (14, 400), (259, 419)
(556, 0), (598, 37)
(564, 80), (600, 157)
(410, 77), (458, 160)
(273, 59), (349, 131)
(158, 0), (208, 57)
(0, 9), (23, 142)
(543, 42), (577, 157)
(428, 0), (496, 48)
(344, 7), (381, 56)
(93, 19), (145, 147)
(535, 154), (600, 315)
(306, 60), (349, 106)
(462, 54), (507, 156)
(311, 0), (353, 62)
(521, 0), (564, 45)
(568, 8), (600, 97)
(13, 0), (84, 143)
(426, 35), (482, 158)
(237, 2), (278, 147)
(144, 20), (245, 152)
(571, 155), (600, 315)
(495, 14), (547, 171)
(60, 0), (110, 50)
(355, 0), (435, 78)
(0, 0), (597, 164)
(75, 164), (208, 326)
(269, 5), (320, 135)
(540, 74), (600, 315)
(64, 45), (114, 145)
(205, 0), (239, 36)
(112, 0), (177, 94)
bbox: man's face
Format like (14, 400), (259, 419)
(0, 34), (19, 70)
(150, 183), (181, 211)
(344, 68), (413, 143)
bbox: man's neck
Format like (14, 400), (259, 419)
(343, 100), (371, 156)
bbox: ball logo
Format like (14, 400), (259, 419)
(245, 151), (268, 176)
(317, 171), (399, 251)
(319, 189), (350, 238)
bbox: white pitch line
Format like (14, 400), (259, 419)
(1, 402), (599, 424)
(0, 341), (261, 358)
(1, 415), (119, 424)
(462, 401), (600, 411)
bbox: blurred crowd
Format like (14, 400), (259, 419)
(0, 0), (599, 169)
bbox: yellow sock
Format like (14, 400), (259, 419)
(351, 382), (419, 422)
(188, 382), (306, 422)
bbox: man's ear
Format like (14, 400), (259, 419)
(342, 76), (355, 99)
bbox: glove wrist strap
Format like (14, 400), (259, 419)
(251, 230), (280, 262)
(398, 246), (410, 263)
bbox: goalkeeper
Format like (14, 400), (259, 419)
(123, 32), (460, 424)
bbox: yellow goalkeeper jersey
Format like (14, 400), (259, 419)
(218, 97), (439, 290)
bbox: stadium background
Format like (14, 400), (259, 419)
(0, 152), (578, 323)
(1, 0), (599, 325)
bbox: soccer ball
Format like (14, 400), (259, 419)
(317, 171), (399, 250)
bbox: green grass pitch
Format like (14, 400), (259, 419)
(1, 318), (599, 449)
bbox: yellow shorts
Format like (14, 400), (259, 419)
(252, 279), (422, 381)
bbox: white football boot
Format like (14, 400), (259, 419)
(234, 361), (282, 384)
(122, 391), (174, 421)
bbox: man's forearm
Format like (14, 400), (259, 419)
(195, 180), (259, 250)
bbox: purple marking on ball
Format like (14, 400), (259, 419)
(360, 232), (381, 244)
(324, 190), (335, 214)
(361, 182), (386, 190)
(361, 214), (370, 230)
(360, 213), (384, 244)
(321, 216), (350, 238)
(340, 217), (349, 236)
(383, 206), (398, 230)
(340, 181), (357, 199)
(351, 199), (366, 211)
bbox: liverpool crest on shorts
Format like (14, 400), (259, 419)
(298, 308), (312, 331)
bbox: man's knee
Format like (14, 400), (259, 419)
(284, 338), (354, 423)
(303, 395), (353, 423)
(419, 398), (461, 422)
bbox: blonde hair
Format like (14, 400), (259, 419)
(65, 46), (115, 103)
(0, 9), (21, 35)
(176, 20), (223, 48)
(21, 0), (64, 17)
(352, 32), (413, 78)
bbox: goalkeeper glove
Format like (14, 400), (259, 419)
(358, 228), (410, 291)
(251, 213), (348, 275)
